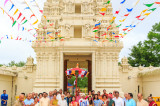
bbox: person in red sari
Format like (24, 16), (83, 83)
(70, 96), (78, 106)
(102, 89), (108, 98)
(148, 96), (157, 106)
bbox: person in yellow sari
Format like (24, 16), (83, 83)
(50, 94), (58, 106)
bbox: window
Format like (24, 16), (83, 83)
(75, 4), (81, 13)
(74, 26), (82, 38)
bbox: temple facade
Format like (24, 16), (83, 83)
(32, 0), (122, 93)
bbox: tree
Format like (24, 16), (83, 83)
(128, 22), (160, 67)
(8, 61), (26, 67)
(68, 76), (88, 88)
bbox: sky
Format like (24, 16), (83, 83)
(0, 0), (160, 64)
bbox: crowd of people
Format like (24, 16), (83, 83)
(1, 89), (158, 106)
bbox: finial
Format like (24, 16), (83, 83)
(76, 63), (79, 68)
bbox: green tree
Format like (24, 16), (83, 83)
(8, 61), (26, 67)
(128, 22), (160, 67)
(68, 76), (88, 88)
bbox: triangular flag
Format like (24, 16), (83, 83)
(101, 33), (106, 36)
(148, 8), (156, 11)
(136, 15), (141, 19)
(144, 3), (154, 7)
(17, 12), (22, 20)
(22, 20), (27, 24)
(116, 24), (122, 27)
(22, 27), (24, 31)
(101, 8), (107, 11)
(155, 2), (160, 4)
(30, 14), (35, 18)
(115, 11), (119, 14)
(124, 13), (129, 16)
(39, 10), (43, 14)
(18, 23), (20, 30)
(93, 30), (98, 32)
(143, 13), (151, 16)
(4, 0), (9, 6)
(120, 0), (126, 4)
(44, 15), (46, 19)
(119, 19), (126, 22)
(24, 7), (30, 10)
(50, 23), (54, 26)
(12, 21), (16, 27)
(13, 9), (18, 15)
(93, 27), (99, 29)
(21, 17), (26, 23)
(140, 9), (148, 15)
(47, 32), (52, 34)
(10, 17), (14, 24)
(99, 12), (105, 16)
(47, 20), (50, 22)
(9, 4), (15, 11)
(126, 8), (133, 12)
(32, 19), (38, 25)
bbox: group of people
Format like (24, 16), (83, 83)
(1, 89), (158, 106)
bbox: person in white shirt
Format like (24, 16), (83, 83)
(39, 92), (50, 106)
(113, 91), (124, 106)
(58, 94), (67, 106)
(57, 91), (62, 101)
(79, 94), (89, 106)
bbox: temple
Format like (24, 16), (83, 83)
(0, 0), (160, 105)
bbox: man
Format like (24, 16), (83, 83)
(65, 92), (72, 106)
(32, 92), (35, 99)
(126, 93), (136, 106)
(39, 92), (50, 106)
(57, 91), (62, 101)
(58, 94), (67, 106)
(137, 93), (148, 106)
(102, 89), (108, 97)
(113, 91), (124, 106)
(1, 90), (8, 106)
(123, 93), (128, 106)
(48, 91), (53, 101)
(24, 93), (34, 106)
(148, 96), (157, 106)
(13, 94), (25, 106)
(79, 94), (89, 106)
(76, 91), (81, 102)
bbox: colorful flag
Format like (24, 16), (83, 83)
(13, 9), (18, 15)
(4, 0), (9, 6)
(126, 8), (133, 12)
(144, 3), (154, 7)
(9, 4), (14, 11)
(120, 0), (126, 4)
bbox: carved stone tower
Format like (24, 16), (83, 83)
(32, 0), (123, 93)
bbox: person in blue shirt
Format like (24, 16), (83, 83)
(64, 92), (72, 106)
(24, 93), (34, 106)
(126, 93), (136, 106)
(1, 90), (8, 106)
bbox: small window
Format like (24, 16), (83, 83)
(74, 26), (82, 38)
(75, 4), (81, 13)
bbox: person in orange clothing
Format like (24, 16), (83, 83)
(97, 91), (102, 100)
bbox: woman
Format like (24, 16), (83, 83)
(93, 94), (103, 106)
(69, 96), (78, 106)
(86, 91), (92, 99)
(34, 97), (39, 106)
(97, 91), (102, 100)
(38, 93), (43, 103)
(88, 96), (94, 106)
(50, 94), (58, 106)
(102, 95), (108, 106)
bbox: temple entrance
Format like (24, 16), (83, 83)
(64, 53), (92, 94)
